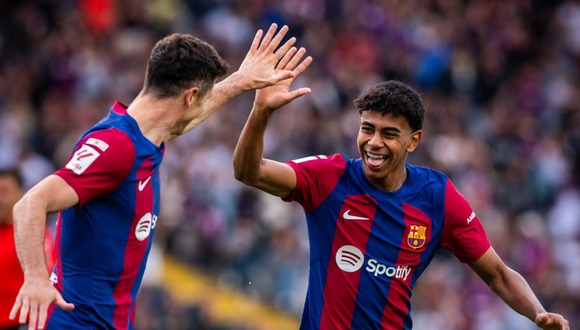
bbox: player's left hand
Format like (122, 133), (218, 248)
(535, 312), (570, 330)
(235, 23), (299, 90)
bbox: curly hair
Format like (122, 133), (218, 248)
(353, 81), (425, 132)
(143, 33), (229, 99)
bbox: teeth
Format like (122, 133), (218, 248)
(366, 152), (385, 159)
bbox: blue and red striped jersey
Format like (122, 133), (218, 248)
(285, 154), (490, 330)
(49, 102), (164, 329)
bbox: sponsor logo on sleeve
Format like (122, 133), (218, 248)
(65, 144), (100, 175)
(467, 211), (476, 224)
(291, 155), (328, 164)
(86, 138), (109, 151)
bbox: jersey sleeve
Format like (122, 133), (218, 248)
(284, 154), (347, 211)
(55, 128), (136, 206)
(440, 178), (491, 263)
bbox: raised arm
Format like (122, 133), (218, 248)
(10, 175), (76, 330)
(233, 46), (312, 198)
(469, 247), (570, 330)
(183, 24), (299, 133)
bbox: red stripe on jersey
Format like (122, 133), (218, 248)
(112, 159), (154, 329)
(381, 203), (432, 329)
(320, 195), (377, 329)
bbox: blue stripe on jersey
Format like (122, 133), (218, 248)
(352, 198), (406, 329)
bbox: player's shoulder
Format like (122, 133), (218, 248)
(405, 164), (451, 196)
(408, 164), (449, 182)
(64, 128), (137, 176)
(288, 153), (349, 169)
(81, 127), (135, 151)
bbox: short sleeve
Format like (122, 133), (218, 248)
(284, 154), (347, 211)
(55, 128), (136, 205)
(440, 178), (491, 263)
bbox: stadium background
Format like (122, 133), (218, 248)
(0, 0), (578, 329)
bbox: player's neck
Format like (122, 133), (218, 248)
(366, 166), (408, 192)
(127, 94), (183, 146)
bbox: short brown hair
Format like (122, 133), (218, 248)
(143, 33), (229, 99)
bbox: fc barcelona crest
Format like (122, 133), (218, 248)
(407, 225), (427, 249)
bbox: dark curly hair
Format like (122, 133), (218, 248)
(143, 33), (229, 99)
(353, 81), (424, 132)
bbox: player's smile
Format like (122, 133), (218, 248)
(364, 151), (389, 168)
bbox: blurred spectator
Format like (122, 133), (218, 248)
(0, 168), (55, 330)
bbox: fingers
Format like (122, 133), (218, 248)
(250, 23), (285, 52)
(288, 87), (312, 101)
(258, 24), (278, 50)
(287, 48), (313, 76)
(277, 47), (298, 70)
(278, 47), (313, 73)
(294, 55), (313, 76)
(28, 303), (38, 330)
(255, 24), (296, 61)
(37, 304), (49, 330)
(263, 24), (289, 54)
(56, 294), (75, 311)
(273, 36), (297, 62)
(9, 297), (22, 320)
(19, 300), (29, 325)
(269, 71), (296, 85)
(249, 29), (264, 52)
(535, 313), (570, 330)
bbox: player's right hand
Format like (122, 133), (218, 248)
(535, 312), (570, 330)
(9, 278), (74, 330)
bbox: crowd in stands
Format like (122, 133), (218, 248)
(1, 0), (578, 329)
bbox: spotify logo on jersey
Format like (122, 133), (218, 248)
(135, 213), (152, 241)
(335, 245), (364, 272)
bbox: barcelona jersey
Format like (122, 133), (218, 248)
(285, 154), (490, 330)
(49, 102), (163, 329)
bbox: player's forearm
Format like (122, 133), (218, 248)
(233, 105), (271, 185)
(183, 72), (249, 133)
(488, 266), (546, 322)
(12, 193), (51, 279)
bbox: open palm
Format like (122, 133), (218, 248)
(254, 46), (313, 112)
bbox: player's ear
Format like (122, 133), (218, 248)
(407, 130), (422, 153)
(183, 87), (200, 106)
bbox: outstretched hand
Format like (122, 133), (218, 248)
(9, 278), (74, 330)
(535, 312), (570, 330)
(236, 23), (300, 90)
(254, 45), (313, 113)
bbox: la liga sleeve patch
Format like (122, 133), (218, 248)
(285, 153), (347, 211)
(56, 129), (136, 205)
(65, 144), (102, 174)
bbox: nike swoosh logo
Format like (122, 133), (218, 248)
(343, 210), (370, 220)
(138, 176), (152, 191)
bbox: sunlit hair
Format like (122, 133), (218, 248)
(143, 33), (229, 99)
(353, 81), (425, 132)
